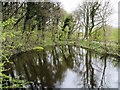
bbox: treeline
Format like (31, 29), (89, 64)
(73, 1), (112, 40)
(2, 1), (64, 32)
(2, 1), (113, 41)
(2, 1), (117, 57)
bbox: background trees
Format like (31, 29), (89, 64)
(2, 1), (63, 32)
(73, 1), (112, 40)
(2, 0), (113, 42)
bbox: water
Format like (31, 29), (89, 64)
(7, 45), (119, 89)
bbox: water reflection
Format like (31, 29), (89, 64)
(7, 45), (118, 89)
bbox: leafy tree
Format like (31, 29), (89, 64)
(62, 14), (74, 39)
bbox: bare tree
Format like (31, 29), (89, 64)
(73, 0), (112, 40)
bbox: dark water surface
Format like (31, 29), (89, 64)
(8, 45), (119, 89)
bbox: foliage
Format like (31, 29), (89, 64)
(33, 46), (44, 51)
(0, 1), (119, 89)
(1, 19), (30, 89)
(78, 40), (119, 57)
(92, 26), (118, 42)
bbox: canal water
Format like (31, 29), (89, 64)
(7, 45), (119, 89)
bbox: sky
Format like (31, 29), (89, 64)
(58, 0), (119, 28)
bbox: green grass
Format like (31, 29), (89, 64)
(77, 40), (119, 57)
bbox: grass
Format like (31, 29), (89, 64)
(77, 40), (119, 58)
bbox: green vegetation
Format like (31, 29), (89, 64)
(33, 46), (44, 51)
(78, 40), (119, 57)
(92, 26), (118, 42)
(0, 19), (31, 89)
(0, 1), (119, 89)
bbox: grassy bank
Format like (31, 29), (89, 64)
(2, 29), (119, 58)
(77, 40), (119, 58)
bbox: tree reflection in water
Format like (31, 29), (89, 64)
(7, 45), (118, 89)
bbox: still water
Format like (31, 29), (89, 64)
(7, 45), (119, 89)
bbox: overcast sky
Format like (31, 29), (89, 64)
(58, 0), (119, 28)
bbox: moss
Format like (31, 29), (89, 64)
(33, 46), (44, 51)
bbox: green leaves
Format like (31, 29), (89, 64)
(2, 18), (16, 30)
(33, 46), (44, 51)
(64, 26), (69, 32)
